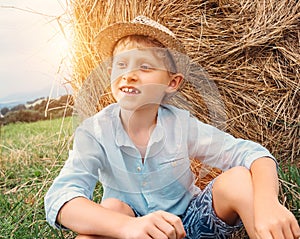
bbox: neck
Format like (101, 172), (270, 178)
(120, 104), (159, 134)
(120, 104), (159, 157)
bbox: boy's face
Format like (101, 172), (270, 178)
(110, 46), (175, 111)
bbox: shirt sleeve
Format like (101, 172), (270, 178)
(187, 116), (276, 171)
(44, 126), (104, 229)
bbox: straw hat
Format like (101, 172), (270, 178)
(94, 15), (186, 58)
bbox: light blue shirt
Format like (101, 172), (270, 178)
(45, 103), (275, 228)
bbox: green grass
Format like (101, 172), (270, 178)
(278, 165), (300, 220)
(0, 118), (299, 238)
(0, 117), (76, 239)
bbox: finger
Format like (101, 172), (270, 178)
(255, 229), (273, 239)
(148, 212), (177, 239)
(281, 223), (295, 239)
(152, 212), (177, 239)
(271, 228), (285, 239)
(159, 212), (186, 238)
(169, 218), (186, 239)
(290, 217), (300, 238)
(148, 225), (169, 239)
(155, 220), (176, 239)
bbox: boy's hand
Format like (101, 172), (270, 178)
(121, 210), (186, 239)
(251, 158), (300, 239)
(254, 198), (300, 239)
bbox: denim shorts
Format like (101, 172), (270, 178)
(132, 179), (243, 239)
(180, 180), (243, 239)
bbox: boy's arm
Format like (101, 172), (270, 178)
(58, 197), (186, 239)
(57, 197), (131, 238)
(250, 157), (300, 239)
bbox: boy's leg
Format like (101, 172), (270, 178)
(75, 198), (135, 239)
(100, 198), (136, 217)
(212, 166), (255, 238)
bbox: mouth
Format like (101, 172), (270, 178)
(120, 86), (141, 94)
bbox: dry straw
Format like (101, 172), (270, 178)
(68, 0), (300, 187)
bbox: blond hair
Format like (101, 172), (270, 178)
(112, 35), (178, 74)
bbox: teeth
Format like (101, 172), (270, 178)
(121, 87), (139, 94)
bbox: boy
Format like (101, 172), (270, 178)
(45, 16), (300, 239)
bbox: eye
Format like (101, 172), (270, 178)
(116, 61), (127, 69)
(140, 63), (153, 71)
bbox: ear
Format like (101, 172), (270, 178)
(165, 73), (184, 93)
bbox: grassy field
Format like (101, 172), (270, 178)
(0, 117), (76, 239)
(0, 117), (299, 238)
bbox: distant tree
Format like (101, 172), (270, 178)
(11, 104), (26, 111)
(2, 110), (45, 125)
(2, 95), (74, 125)
(1, 107), (9, 116)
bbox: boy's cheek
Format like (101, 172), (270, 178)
(110, 82), (119, 97)
(110, 69), (132, 82)
(110, 69), (122, 83)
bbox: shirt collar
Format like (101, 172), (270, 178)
(114, 104), (165, 153)
(113, 105), (132, 148)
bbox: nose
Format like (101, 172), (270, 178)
(122, 69), (138, 82)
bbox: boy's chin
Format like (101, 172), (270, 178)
(117, 101), (161, 112)
(117, 100), (140, 112)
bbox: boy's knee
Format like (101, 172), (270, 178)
(225, 166), (251, 184)
(228, 166), (251, 183)
(213, 166), (252, 201)
(101, 198), (126, 210)
(101, 198), (134, 216)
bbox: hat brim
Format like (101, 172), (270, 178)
(94, 22), (186, 59)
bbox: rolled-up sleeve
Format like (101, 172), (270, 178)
(44, 126), (104, 228)
(188, 116), (276, 171)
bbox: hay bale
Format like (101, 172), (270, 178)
(68, 0), (300, 181)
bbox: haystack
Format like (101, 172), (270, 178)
(68, 0), (300, 188)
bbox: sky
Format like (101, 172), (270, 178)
(0, 0), (72, 102)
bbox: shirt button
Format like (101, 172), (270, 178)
(137, 166), (142, 172)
